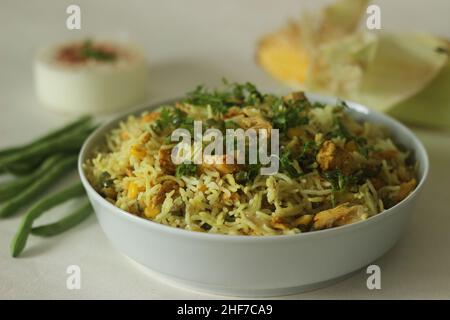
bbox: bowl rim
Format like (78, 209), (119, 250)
(78, 93), (429, 243)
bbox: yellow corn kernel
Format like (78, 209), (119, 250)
(120, 131), (130, 140)
(130, 145), (147, 159)
(144, 206), (159, 219)
(127, 182), (139, 199)
(293, 214), (313, 227)
(287, 127), (304, 139)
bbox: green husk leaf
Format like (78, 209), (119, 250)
(356, 33), (449, 111)
(388, 60), (450, 129)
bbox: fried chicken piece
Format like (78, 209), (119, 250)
(271, 216), (290, 231)
(224, 107), (244, 119)
(283, 91), (307, 102)
(159, 147), (176, 175)
(236, 116), (272, 136)
(313, 204), (367, 230)
(392, 178), (416, 203)
(200, 155), (239, 175)
(152, 180), (179, 206)
(293, 214), (314, 231)
(316, 140), (355, 175)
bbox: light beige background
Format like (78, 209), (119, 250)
(0, 0), (449, 299)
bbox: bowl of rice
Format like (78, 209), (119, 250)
(79, 82), (428, 296)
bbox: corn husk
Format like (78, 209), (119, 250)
(257, 0), (450, 128)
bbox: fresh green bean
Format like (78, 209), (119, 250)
(0, 115), (91, 159)
(27, 115), (93, 146)
(0, 146), (23, 158)
(4, 156), (46, 176)
(11, 182), (86, 257)
(0, 155), (78, 218)
(31, 199), (92, 237)
(0, 125), (94, 169)
(0, 154), (64, 201)
(0, 116), (93, 173)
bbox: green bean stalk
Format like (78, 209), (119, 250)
(0, 125), (94, 169)
(11, 182), (88, 257)
(0, 116), (100, 257)
(0, 155), (78, 218)
(0, 115), (94, 175)
(31, 199), (92, 237)
(0, 154), (64, 201)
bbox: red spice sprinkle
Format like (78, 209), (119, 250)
(56, 41), (118, 65)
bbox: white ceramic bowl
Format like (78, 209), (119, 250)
(78, 94), (429, 297)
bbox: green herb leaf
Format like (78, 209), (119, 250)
(99, 171), (113, 188)
(184, 81), (264, 114)
(81, 40), (116, 62)
(331, 120), (370, 158)
(224, 120), (239, 130)
(152, 106), (193, 134)
(279, 149), (301, 178)
(175, 163), (197, 177)
(271, 98), (309, 132)
(331, 120), (352, 140)
(298, 141), (318, 172)
(323, 169), (357, 192)
(234, 163), (261, 184)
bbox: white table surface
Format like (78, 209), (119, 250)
(1, 0), (450, 299)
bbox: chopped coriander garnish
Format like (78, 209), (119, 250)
(271, 98), (309, 133)
(234, 171), (248, 184)
(331, 119), (352, 140)
(224, 214), (236, 222)
(175, 163), (197, 177)
(99, 171), (113, 188)
(184, 80), (264, 114)
(331, 120), (370, 158)
(152, 106), (193, 134)
(279, 149), (301, 178)
(354, 136), (370, 158)
(201, 223), (212, 231)
(298, 141), (318, 172)
(185, 85), (229, 114)
(234, 163), (261, 184)
(247, 163), (262, 181)
(338, 100), (350, 109)
(312, 102), (326, 108)
(323, 169), (357, 192)
(224, 120), (239, 130)
(231, 81), (264, 106)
